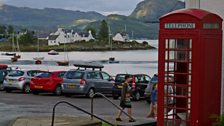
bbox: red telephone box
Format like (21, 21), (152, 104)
(158, 9), (222, 126)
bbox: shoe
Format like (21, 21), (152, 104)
(129, 119), (136, 122)
(116, 118), (122, 121)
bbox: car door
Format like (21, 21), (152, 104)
(100, 72), (114, 94)
(135, 74), (151, 96)
(88, 71), (104, 93)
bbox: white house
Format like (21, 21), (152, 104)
(48, 35), (59, 46)
(112, 32), (129, 42)
(48, 28), (95, 46)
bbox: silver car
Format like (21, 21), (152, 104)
(3, 70), (42, 93)
(62, 69), (114, 97)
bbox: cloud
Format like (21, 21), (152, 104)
(0, 0), (4, 9)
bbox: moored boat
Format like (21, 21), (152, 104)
(48, 50), (59, 55)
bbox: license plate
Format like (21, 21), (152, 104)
(9, 80), (16, 84)
(117, 85), (123, 88)
(34, 85), (43, 89)
(67, 85), (76, 88)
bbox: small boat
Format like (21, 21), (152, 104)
(109, 57), (119, 64)
(57, 61), (69, 66)
(14, 55), (21, 59)
(11, 56), (18, 62)
(35, 60), (42, 64)
(48, 50), (59, 55)
(2, 52), (16, 56)
(33, 57), (44, 61)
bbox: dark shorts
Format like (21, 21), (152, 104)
(120, 98), (132, 108)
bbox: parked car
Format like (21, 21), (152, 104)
(30, 71), (66, 95)
(144, 74), (158, 103)
(145, 74), (174, 104)
(62, 69), (114, 97)
(0, 64), (9, 90)
(112, 74), (151, 101)
(3, 70), (42, 93)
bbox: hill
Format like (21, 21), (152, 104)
(0, 0), (185, 39)
(0, 5), (105, 29)
(130, 0), (185, 22)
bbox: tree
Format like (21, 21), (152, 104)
(7, 25), (14, 34)
(0, 25), (6, 35)
(85, 26), (96, 38)
(19, 31), (35, 45)
(98, 20), (109, 42)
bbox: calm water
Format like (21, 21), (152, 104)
(0, 50), (158, 77)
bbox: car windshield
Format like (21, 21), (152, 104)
(65, 71), (84, 79)
(8, 70), (24, 77)
(36, 72), (51, 78)
(115, 74), (131, 82)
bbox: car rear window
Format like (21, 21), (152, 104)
(8, 70), (24, 77)
(115, 74), (131, 82)
(36, 72), (51, 78)
(27, 70), (41, 77)
(65, 71), (84, 79)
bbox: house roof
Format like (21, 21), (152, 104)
(79, 32), (89, 37)
(48, 35), (59, 40)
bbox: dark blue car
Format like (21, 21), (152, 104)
(112, 74), (151, 101)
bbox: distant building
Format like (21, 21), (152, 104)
(112, 32), (129, 42)
(47, 28), (95, 46)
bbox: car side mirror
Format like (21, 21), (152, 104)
(108, 77), (114, 81)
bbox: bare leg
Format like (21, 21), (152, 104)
(127, 108), (132, 119)
(117, 108), (124, 119)
(153, 103), (157, 120)
(147, 103), (154, 118)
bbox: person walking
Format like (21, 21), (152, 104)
(147, 83), (158, 120)
(116, 75), (135, 122)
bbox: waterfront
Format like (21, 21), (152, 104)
(0, 49), (158, 77)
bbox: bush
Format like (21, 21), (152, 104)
(211, 114), (224, 126)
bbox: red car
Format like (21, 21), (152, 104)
(30, 71), (66, 95)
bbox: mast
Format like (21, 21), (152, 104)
(16, 34), (20, 52)
(12, 33), (15, 52)
(108, 25), (112, 51)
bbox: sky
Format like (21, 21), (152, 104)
(0, 0), (144, 16)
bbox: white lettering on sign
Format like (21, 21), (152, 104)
(165, 23), (196, 29)
(203, 23), (219, 29)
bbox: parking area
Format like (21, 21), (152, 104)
(0, 91), (150, 126)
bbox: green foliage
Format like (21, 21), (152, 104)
(0, 25), (7, 34)
(85, 26), (96, 38)
(19, 31), (35, 45)
(7, 25), (14, 34)
(211, 114), (224, 126)
(98, 20), (109, 41)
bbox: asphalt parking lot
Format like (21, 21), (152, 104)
(0, 91), (150, 126)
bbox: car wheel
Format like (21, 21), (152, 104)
(32, 90), (39, 95)
(54, 85), (62, 96)
(65, 94), (72, 97)
(5, 89), (12, 93)
(23, 84), (31, 93)
(134, 92), (141, 101)
(87, 88), (95, 98)
(146, 98), (151, 104)
(112, 94), (119, 100)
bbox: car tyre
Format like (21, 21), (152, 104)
(23, 84), (31, 93)
(112, 94), (119, 100)
(87, 88), (95, 98)
(32, 90), (39, 95)
(133, 91), (141, 101)
(54, 85), (62, 96)
(5, 88), (12, 93)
